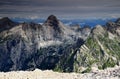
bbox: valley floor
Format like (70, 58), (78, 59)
(0, 66), (120, 79)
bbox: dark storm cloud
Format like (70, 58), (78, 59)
(0, 0), (120, 19)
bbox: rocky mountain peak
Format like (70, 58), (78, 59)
(106, 18), (120, 34)
(116, 18), (120, 26)
(0, 17), (13, 24)
(47, 15), (58, 21)
(0, 17), (17, 32)
(91, 25), (106, 36)
(81, 25), (91, 31)
(42, 15), (67, 38)
(44, 15), (59, 26)
(106, 21), (116, 27)
(80, 26), (91, 38)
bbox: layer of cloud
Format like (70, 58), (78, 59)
(0, 0), (120, 19)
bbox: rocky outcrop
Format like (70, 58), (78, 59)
(0, 66), (120, 79)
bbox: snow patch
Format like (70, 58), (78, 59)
(38, 40), (63, 48)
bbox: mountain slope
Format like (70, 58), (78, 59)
(0, 15), (90, 72)
(71, 20), (120, 73)
(0, 15), (120, 73)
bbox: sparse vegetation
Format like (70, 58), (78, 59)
(81, 67), (91, 73)
(102, 58), (116, 69)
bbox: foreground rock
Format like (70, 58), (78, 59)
(0, 66), (120, 79)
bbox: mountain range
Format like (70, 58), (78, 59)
(11, 17), (117, 27)
(0, 15), (120, 73)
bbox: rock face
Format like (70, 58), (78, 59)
(0, 15), (120, 73)
(0, 15), (89, 72)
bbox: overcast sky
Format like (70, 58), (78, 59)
(0, 0), (120, 19)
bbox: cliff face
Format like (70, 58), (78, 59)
(0, 15), (90, 72)
(0, 15), (120, 73)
